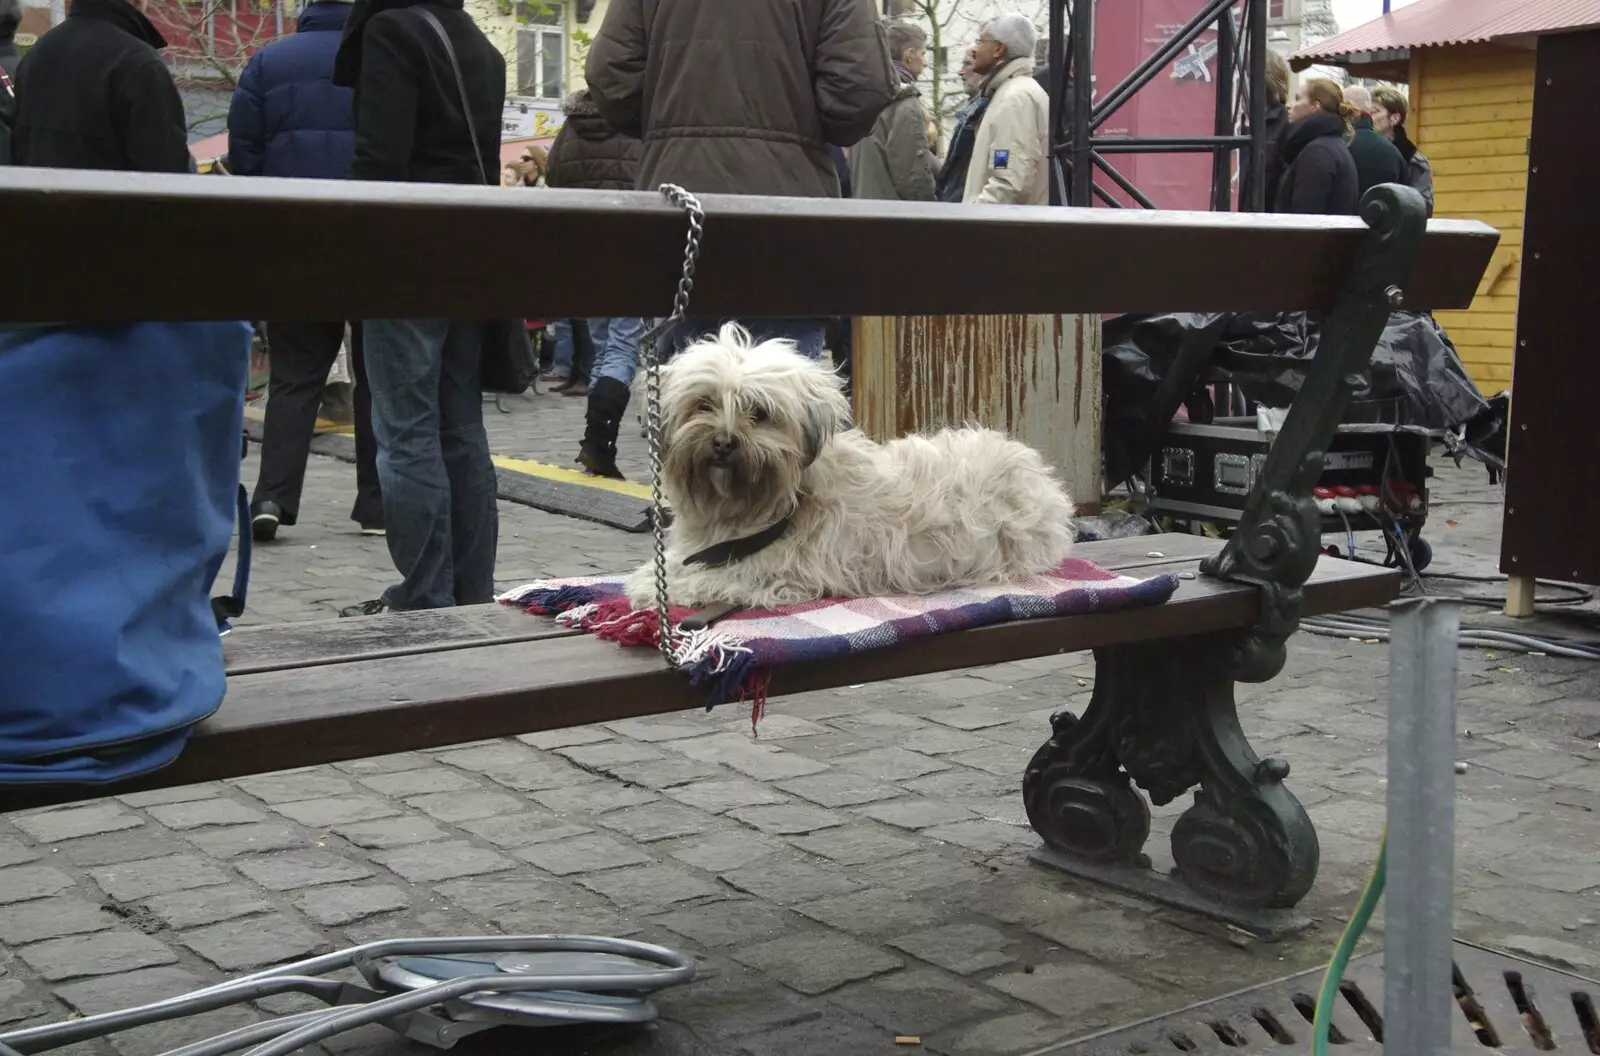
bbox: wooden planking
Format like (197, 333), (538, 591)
(1419, 103), (1534, 128)
(0, 539), (1397, 809)
(1430, 155), (1532, 178)
(1432, 190), (1529, 214)
(150, 557), (1401, 796)
(1414, 40), (1534, 396)
(0, 170), (1498, 321)
(224, 604), (573, 676)
(1422, 84), (1543, 109)
(851, 314), (1103, 510)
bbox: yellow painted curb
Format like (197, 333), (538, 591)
(492, 455), (652, 500)
(245, 405), (652, 501)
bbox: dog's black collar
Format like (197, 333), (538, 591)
(682, 513), (795, 567)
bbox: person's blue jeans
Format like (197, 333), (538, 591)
(588, 316), (648, 386)
(362, 318), (498, 610)
(665, 317), (827, 360)
(548, 319), (575, 373)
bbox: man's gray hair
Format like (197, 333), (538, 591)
(987, 13), (1037, 61)
(884, 20), (928, 64)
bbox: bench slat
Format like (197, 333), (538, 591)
(0, 171), (1497, 321)
(0, 546), (1395, 810)
(220, 534), (1228, 675)
(224, 603), (568, 676)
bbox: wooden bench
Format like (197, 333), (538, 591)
(0, 171), (1498, 932)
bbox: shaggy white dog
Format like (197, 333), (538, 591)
(624, 325), (1076, 611)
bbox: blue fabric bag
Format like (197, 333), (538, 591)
(0, 322), (252, 786)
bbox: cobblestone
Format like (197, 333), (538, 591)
(230, 771), (355, 804)
(331, 816), (451, 848)
(0, 835), (39, 868)
(10, 804), (144, 844)
(371, 840), (515, 882)
(234, 850), (377, 891)
(666, 779), (790, 814)
(5, 457), (1598, 1055)
(733, 933), (903, 995)
(179, 914), (330, 972)
(889, 923), (1016, 976)
(833, 967), (1010, 1034)
(0, 897), (117, 946)
(270, 795), (401, 828)
(595, 802), (715, 843)
(293, 884), (413, 926)
(405, 789), (527, 823)
(140, 884), (273, 930)
(143, 799), (266, 830)
(18, 930), (178, 981)
(184, 821), (308, 859)
(532, 783), (660, 815)
(725, 804), (844, 835)
(576, 863), (722, 908)
(652, 900), (801, 948)
(0, 864), (77, 904)
(511, 832), (652, 876)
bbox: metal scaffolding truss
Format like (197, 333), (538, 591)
(1044, 0), (1271, 210)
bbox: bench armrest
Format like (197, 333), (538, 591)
(1201, 183), (1442, 681)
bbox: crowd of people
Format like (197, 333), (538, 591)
(1246, 51), (1434, 216)
(1, 0), (1436, 620)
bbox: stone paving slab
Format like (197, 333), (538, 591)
(3, 448), (1598, 1055)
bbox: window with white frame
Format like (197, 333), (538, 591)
(516, 1), (565, 100)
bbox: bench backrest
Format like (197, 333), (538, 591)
(0, 170), (1497, 322)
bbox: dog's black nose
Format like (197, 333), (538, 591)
(711, 433), (739, 459)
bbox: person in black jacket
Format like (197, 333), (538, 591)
(232, 0), (383, 543)
(9, 0), (189, 172)
(545, 89), (655, 480)
(1341, 84), (1407, 198)
(1240, 49), (1290, 211)
(1274, 76), (1359, 217)
(332, 0), (506, 617)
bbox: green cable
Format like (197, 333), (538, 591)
(1312, 828), (1388, 1056)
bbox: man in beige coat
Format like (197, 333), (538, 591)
(962, 13), (1048, 205)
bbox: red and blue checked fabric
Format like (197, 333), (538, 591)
(498, 558), (1179, 712)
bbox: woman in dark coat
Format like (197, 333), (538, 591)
(1273, 76), (1360, 217)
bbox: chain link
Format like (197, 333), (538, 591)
(643, 184), (706, 666)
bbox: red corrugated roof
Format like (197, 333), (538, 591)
(1296, 0), (1600, 61)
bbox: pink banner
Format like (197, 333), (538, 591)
(1091, 0), (1231, 210)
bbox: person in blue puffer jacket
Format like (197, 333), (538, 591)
(227, 0), (384, 542)
(227, 0), (355, 178)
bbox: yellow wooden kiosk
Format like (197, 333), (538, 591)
(1293, 0), (1600, 395)
(1296, 2), (1600, 614)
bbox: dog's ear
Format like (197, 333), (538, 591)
(798, 366), (851, 467)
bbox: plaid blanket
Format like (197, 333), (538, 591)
(498, 559), (1178, 715)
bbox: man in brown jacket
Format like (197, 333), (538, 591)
(586, 0), (896, 359)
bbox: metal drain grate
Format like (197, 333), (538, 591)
(1041, 942), (1600, 1056)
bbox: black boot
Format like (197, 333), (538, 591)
(577, 376), (630, 480)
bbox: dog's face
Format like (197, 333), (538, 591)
(659, 325), (849, 527)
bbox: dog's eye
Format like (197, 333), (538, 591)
(749, 405), (769, 422)
(695, 397), (716, 415)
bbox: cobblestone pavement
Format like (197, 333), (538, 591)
(3, 415), (1598, 1056)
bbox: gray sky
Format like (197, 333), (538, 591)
(1328, 0), (1420, 38)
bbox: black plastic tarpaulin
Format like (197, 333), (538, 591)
(1101, 310), (1491, 484)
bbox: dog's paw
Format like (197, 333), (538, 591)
(622, 565), (658, 611)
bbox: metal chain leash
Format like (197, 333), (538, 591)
(642, 184), (705, 666)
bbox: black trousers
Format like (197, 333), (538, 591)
(253, 320), (382, 526)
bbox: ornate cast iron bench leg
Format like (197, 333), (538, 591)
(1022, 185), (1431, 936)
